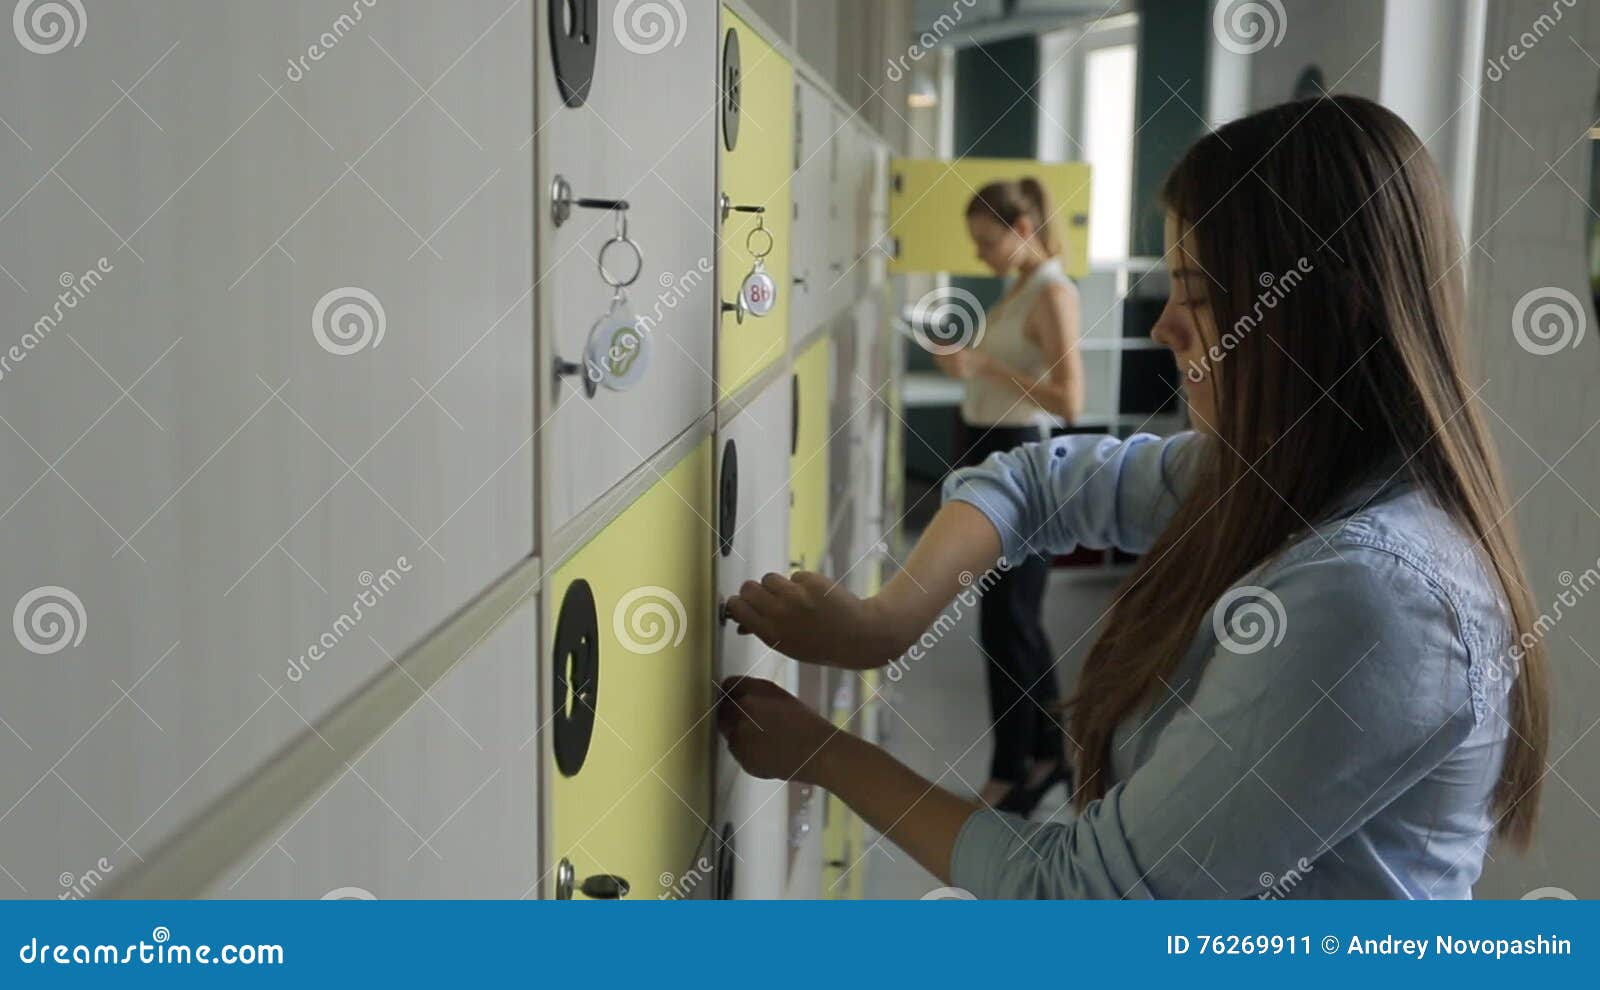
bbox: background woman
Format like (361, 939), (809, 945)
(931, 178), (1084, 814)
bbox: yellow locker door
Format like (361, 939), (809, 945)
(788, 336), (832, 571)
(547, 439), (714, 899)
(718, 9), (793, 397)
(887, 158), (1092, 278)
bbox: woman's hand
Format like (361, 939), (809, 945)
(724, 572), (904, 668)
(717, 677), (839, 783)
(932, 348), (992, 381)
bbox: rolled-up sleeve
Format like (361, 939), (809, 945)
(948, 544), (1478, 899)
(941, 431), (1204, 565)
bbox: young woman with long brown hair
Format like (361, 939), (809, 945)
(935, 177), (1083, 814)
(719, 95), (1549, 898)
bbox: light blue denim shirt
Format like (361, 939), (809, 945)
(940, 431), (1515, 899)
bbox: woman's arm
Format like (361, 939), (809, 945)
(971, 281), (1084, 422)
(722, 544), (1480, 898)
(725, 431), (1204, 668)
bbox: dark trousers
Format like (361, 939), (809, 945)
(952, 419), (1065, 784)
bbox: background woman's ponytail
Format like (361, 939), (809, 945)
(966, 177), (1061, 256)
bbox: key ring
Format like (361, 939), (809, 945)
(745, 219), (774, 260)
(598, 223), (644, 290)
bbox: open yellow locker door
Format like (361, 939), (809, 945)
(887, 158), (1092, 278)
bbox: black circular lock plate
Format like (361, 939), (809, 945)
(719, 439), (738, 558)
(721, 28), (742, 151)
(791, 373), (801, 457)
(552, 579), (599, 777)
(549, 0), (598, 108)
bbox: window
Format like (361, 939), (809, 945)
(1081, 43), (1137, 264)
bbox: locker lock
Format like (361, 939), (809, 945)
(550, 174), (630, 229)
(554, 858), (631, 900)
(548, 0), (598, 108)
(721, 294), (747, 325)
(718, 439), (738, 558)
(552, 580), (600, 777)
(721, 28), (742, 151)
(553, 356), (599, 399)
(718, 194), (765, 224)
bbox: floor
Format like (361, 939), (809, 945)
(859, 565), (1124, 899)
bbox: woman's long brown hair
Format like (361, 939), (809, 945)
(1067, 96), (1549, 848)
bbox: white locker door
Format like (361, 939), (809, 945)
(537, 0), (718, 536)
(0, 0), (534, 896)
(714, 374), (793, 899)
(219, 598), (541, 898)
(790, 78), (837, 344)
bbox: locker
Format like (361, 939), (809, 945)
(790, 77), (840, 342)
(0, 0), (535, 896)
(223, 597), (541, 898)
(546, 438), (715, 900)
(888, 157), (1093, 278)
(718, 8), (794, 398)
(714, 373), (793, 898)
(538, 0), (719, 535)
(788, 335), (832, 573)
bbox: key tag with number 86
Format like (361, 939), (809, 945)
(584, 215), (652, 393)
(741, 219), (778, 317)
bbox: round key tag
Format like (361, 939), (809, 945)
(741, 260), (777, 317)
(584, 308), (651, 392)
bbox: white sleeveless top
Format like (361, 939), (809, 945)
(960, 257), (1073, 429)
